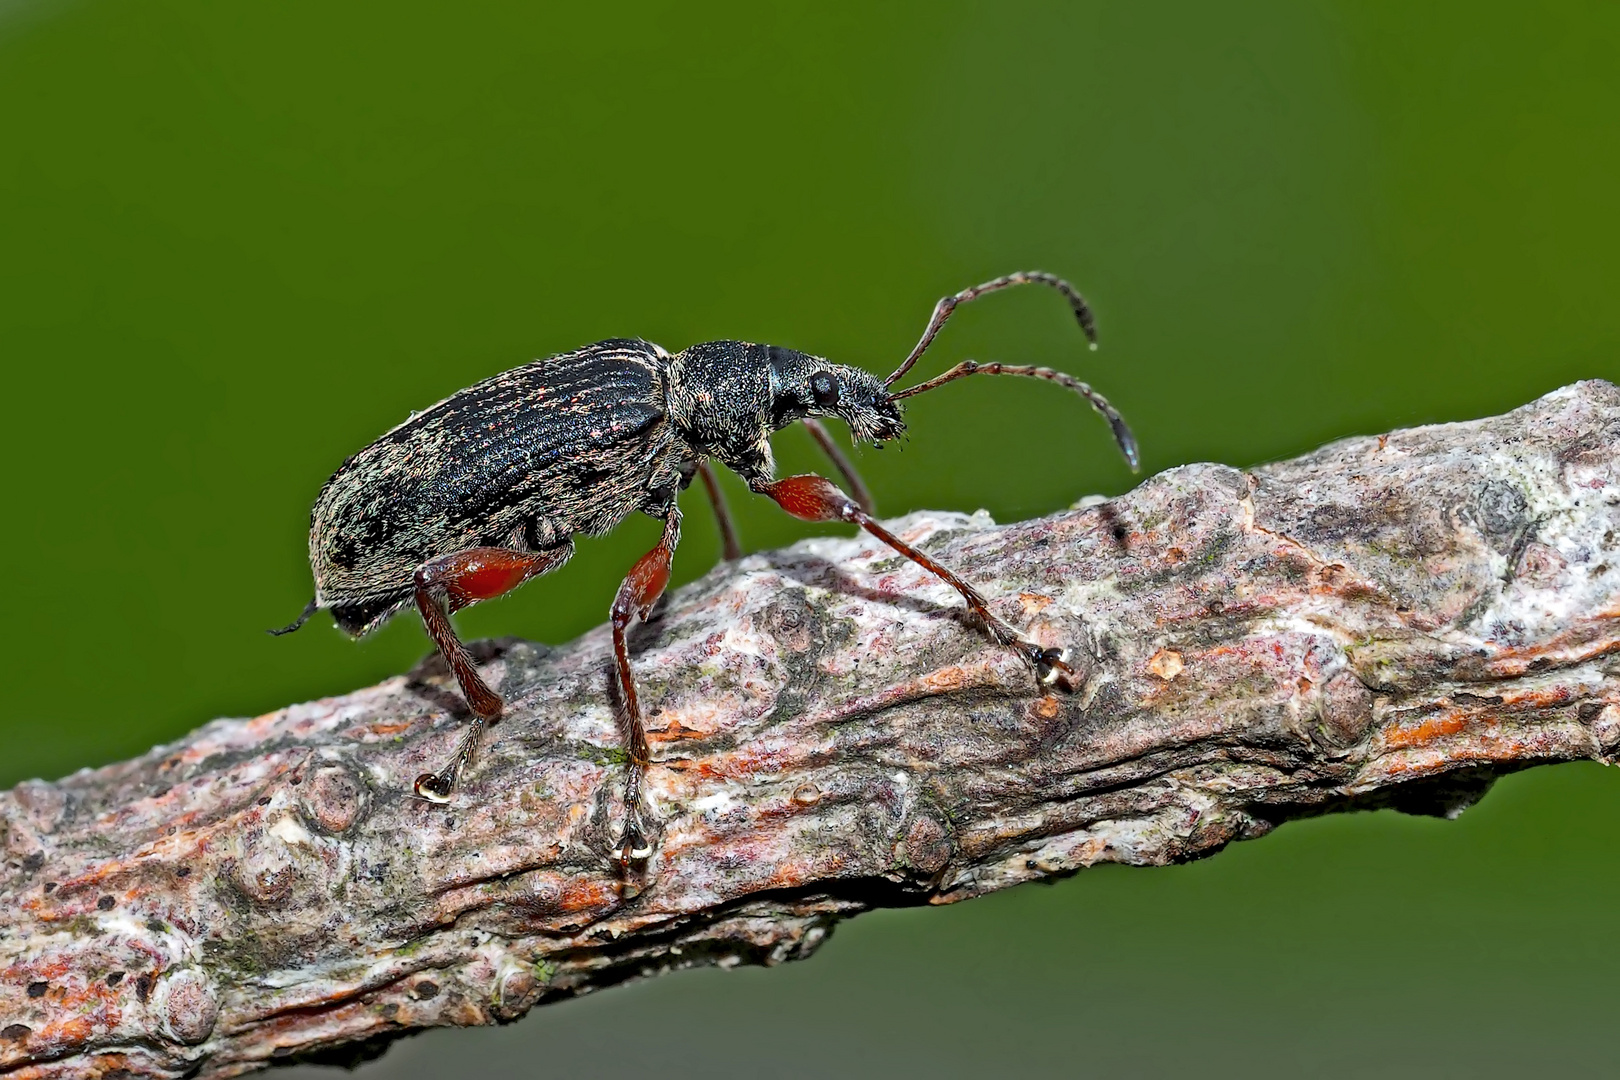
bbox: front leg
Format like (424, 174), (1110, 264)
(754, 474), (1071, 686)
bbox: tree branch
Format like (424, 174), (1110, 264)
(4, 381), (1618, 1078)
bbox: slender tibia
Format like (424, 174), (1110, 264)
(411, 544), (573, 802)
(608, 509), (681, 866)
(754, 474), (1071, 686)
(803, 417), (876, 514)
(697, 460), (742, 560)
(885, 271), (1097, 387)
(413, 716), (486, 804)
(890, 360), (1139, 470)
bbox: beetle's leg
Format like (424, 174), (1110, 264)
(885, 271), (1097, 387)
(412, 544), (573, 802)
(803, 418), (876, 515)
(608, 509), (681, 867)
(889, 360), (1139, 471)
(696, 461), (742, 561)
(754, 474), (1071, 687)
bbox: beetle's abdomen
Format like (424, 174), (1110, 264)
(310, 340), (675, 609)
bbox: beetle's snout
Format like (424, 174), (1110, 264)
(850, 389), (905, 445)
(855, 414), (907, 446)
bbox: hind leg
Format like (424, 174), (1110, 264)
(413, 542), (573, 801)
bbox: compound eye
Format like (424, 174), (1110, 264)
(809, 372), (840, 408)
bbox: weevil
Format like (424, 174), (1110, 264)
(274, 272), (1138, 866)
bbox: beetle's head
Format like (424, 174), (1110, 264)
(766, 347), (905, 446)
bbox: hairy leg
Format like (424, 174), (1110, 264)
(754, 474), (1070, 685)
(697, 460), (742, 561)
(608, 509), (681, 865)
(412, 543), (573, 801)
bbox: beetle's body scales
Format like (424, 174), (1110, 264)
(312, 340), (688, 635)
(278, 272), (1139, 870)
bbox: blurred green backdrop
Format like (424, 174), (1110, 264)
(3, 1), (1618, 1076)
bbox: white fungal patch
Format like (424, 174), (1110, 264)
(103, 912), (156, 941)
(719, 624), (767, 658)
(691, 791), (736, 814)
(269, 815), (314, 847)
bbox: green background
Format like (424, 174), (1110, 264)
(4, 2), (1618, 1076)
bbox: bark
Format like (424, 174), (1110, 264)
(3, 381), (1618, 1078)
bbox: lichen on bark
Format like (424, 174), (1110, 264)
(3, 381), (1617, 1079)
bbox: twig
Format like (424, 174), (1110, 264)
(3, 381), (1617, 1078)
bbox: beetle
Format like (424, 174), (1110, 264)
(274, 271), (1138, 866)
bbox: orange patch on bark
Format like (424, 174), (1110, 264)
(1018, 592), (1053, 615)
(920, 665), (980, 693)
(1385, 712), (1468, 748)
(1148, 649), (1184, 681)
(359, 720), (414, 737)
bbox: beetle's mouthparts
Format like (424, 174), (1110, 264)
(853, 409), (905, 445)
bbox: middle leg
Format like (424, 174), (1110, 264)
(608, 508), (681, 866)
(697, 460), (742, 561)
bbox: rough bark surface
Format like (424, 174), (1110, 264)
(4, 381), (1619, 1078)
